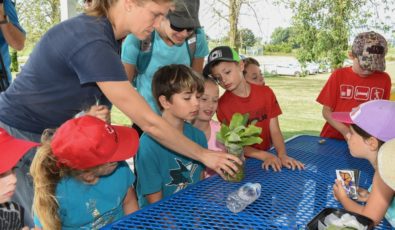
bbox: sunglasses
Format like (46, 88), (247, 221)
(170, 23), (194, 33)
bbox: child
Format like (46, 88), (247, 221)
(192, 76), (226, 178)
(331, 100), (395, 226)
(317, 31), (391, 140)
(135, 64), (207, 208)
(378, 138), (395, 191)
(242, 57), (265, 86)
(0, 128), (38, 230)
(203, 46), (304, 172)
(30, 116), (140, 230)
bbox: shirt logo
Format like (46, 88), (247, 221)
(354, 86), (370, 101)
(340, 85), (354, 99)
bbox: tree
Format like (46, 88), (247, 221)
(285, 0), (395, 68)
(16, 0), (61, 51)
(238, 28), (256, 53)
(270, 27), (291, 45)
(204, 0), (264, 51)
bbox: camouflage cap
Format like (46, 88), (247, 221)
(352, 31), (387, 72)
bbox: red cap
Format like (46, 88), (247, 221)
(0, 128), (39, 174)
(51, 116), (139, 170)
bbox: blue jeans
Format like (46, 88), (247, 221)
(0, 121), (42, 228)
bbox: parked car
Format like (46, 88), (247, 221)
(304, 62), (320, 75)
(263, 62), (306, 77)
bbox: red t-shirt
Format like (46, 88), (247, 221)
(217, 83), (282, 151)
(317, 67), (391, 139)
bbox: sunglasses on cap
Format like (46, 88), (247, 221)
(170, 23), (194, 33)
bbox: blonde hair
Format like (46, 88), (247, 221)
(30, 129), (111, 230)
(84, 0), (173, 17)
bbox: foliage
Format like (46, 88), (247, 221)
(238, 28), (256, 53)
(16, 0), (61, 52)
(286, 0), (395, 69)
(271, 27), (292, 45)
(216, 113), (262, 150)
(264, 43), (293, 53)
(10, 49), (18, 72)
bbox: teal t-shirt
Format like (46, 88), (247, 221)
(135, 122), (207, 208)
(121, 29), (209, 114)
(34, 161), (134, 230)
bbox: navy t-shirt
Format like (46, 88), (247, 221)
(0, 14), (127, 133)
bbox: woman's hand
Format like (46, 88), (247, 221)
(86, 105), (111, 123)
(333, 179), (348, 201)
(261, 154), (282, 172)
(200, 150), (242, 180)
(279, 155), (305, 170)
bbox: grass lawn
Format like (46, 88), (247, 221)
(111, 62), (395, 140)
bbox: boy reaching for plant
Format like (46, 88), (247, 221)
(203, 46), (304, 172)
(135, 64), (207, 208)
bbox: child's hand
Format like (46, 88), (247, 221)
(357, 187), (370, 202)
(333, 179), (348, 201)
(261, 154), (282, 172)
(86, 105), (111, 123)
(279, 155), (305, 170)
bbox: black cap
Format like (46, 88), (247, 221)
(203, 46), (241, 76)
(168, 0), (201, 29)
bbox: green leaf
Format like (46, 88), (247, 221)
(229, 113), (244, 130)
(240, 126), (262, 138)
(227, 131), (241, 143)
(241, 136), (263, 146)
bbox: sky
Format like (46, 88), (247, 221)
(199, 0), (293, 42)
(198, 0), (395, 43)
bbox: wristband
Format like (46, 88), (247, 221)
(0, 15), (9, 25)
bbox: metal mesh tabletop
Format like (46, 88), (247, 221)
(102, 135), (394, 229)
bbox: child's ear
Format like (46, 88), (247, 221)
(366, 137), (380, 151)
(158, 95), (171, 110)
(238, 61), (245, 72)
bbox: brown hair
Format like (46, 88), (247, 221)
(351, 124), (385, 148)
(152, 64), (204, 111)
(242, 57), (260, 76)
(84, 0), (173, 17)
(30, 129), (115, 229)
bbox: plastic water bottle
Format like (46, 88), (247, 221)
(226, 182), (261, 213)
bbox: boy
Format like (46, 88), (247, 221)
(317, 31), (391, 140)
(203, 46), (304, 172)
(135, 64), (207, 208)
(0, 128), (39, 229)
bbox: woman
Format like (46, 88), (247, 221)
(0, 0), (240, 227)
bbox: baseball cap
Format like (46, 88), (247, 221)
(51, 116), (139, 170)
(378, 138), (395, 190)
(331, 100), (395, 142)
(0, 128), (39, 174)
(352, 31), (388, 72)
(168, 0), (200, 29)
(203, 46), (241, 76)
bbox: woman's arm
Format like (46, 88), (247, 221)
(123, 187), (139, 215)
(191, 57), (204, 73)
(97, 81), (241, 178)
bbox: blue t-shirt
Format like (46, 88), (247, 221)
(121, 29), (209, 114)
(0, 14), (127, 134)
(34, 161), (134, 230)
(1, 0), (25, 82)
(136, 122), (207, 208)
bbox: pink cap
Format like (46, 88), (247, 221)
(51, 116), (139, 170)
(332, 100), (395, 141)
(0, 128), (39, 174)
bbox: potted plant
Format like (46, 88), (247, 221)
(216, 113), (262, 182)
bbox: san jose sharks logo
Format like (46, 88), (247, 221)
(167, 159), (198, 193)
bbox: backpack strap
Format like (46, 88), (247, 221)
(186, 28), (201, 65)
(0, 53), (9, 92)
(136, 31), (155, 74)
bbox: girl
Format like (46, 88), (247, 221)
(193, 77), (225, 177)
(242, 57), (265, 86)
(31, 116), (140, 230)
(332, 100), (395, 226)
